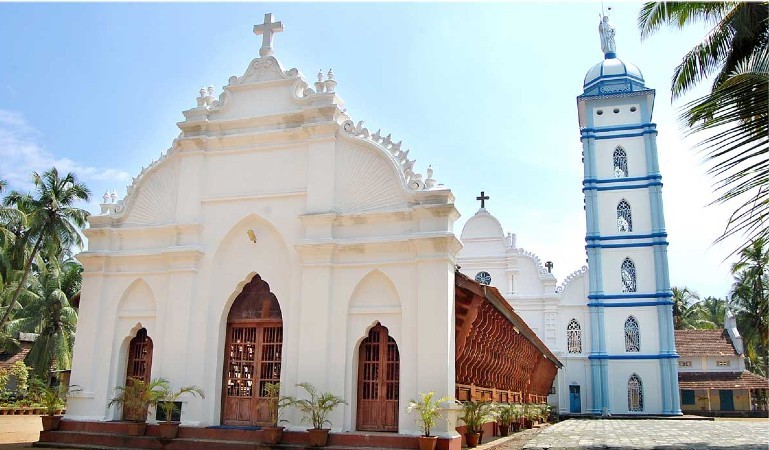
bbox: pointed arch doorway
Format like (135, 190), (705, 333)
(356, 323), (399, 432)
(221, 275), (283, 426)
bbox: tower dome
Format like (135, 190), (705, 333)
(582, 14), (647, 96)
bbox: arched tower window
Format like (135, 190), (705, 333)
(613, 147), (628, 178)
(628, 373), (644, 411)
(617, 200), (633, 232)
(567, 319), (582, 354)
(624, 316), (640, 352)
(621, 258), (637, 293)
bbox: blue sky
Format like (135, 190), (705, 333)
(0, 2), (740, 298)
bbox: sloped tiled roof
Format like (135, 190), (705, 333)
(675, 329), (738, 357)
(0, 347), (30, 371)
(679, 371), (769, 390)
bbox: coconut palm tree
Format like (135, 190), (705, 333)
(0, 168), (90, 329)
(7, 260), (78, 379)
(672, 286), (712, 329)
(638, 2), (769, 252)
(700, 296), (727, 329)
(730, 238), (769, 375)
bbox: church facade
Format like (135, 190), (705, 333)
(457, 15), (681, 416)
(66, 14), (562, 440)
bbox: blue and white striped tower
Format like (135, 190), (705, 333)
(577, 14), (681, 415)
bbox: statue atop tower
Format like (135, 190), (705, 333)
(599, 14), (616, 58)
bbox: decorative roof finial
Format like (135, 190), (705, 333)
(253, 13), (284, 58)
(599, 8), (616, 59)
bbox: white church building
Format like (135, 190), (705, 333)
(65, 11), (680, 435)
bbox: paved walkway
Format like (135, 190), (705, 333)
(522, 418), (769, 450)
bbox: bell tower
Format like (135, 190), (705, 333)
(576, 13), (681, 415)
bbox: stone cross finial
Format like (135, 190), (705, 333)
(253, 13), (284, 57)
(476, 191), (490, 209)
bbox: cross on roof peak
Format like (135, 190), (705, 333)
(476, 191), (490, 209)
(253, 13), (284, 58)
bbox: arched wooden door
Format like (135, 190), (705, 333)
(222, 275), (283, 426)
(124, 328), (153, 420)
(357, 324), (399, 432)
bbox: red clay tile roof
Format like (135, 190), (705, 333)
(0, 348), (30, 371)
(679, 371), (769, 390)
(675, 329), (738, 357)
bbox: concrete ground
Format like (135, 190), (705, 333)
(521, 418), (769, 450)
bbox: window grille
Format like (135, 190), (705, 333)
(613, 147), (628, 178)
(621, 258), (637, 293)
(679, 360), (692, 367)
(717, 360), (730, 367)
(628, 374), (644, 411)
(624, 316), (640, 352)
(567, 319), (582, 354)
(617, 200), (633, 232)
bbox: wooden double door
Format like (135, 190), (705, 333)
(222, 275), (283, 426)
(357, 324), (399, 432)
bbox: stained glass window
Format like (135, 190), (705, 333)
(621, 258), (637, 293)
(617, 200), (632, 232)
(628, 373), (644, 411)
(567, 319), (582, 354)
(613, 147), (628, 178)
(625, 316), (640, 352)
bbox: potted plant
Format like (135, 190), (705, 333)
(108, 377), (169, 436)
(292, 382), (346, 447)
(510, 403), (523, 432)
(259, 382), (293, 444)
(407, 392), (452, 450)
(522, 403), (534, 429)
(34, 380), (81, 431)
(156, 384), (204, 439)
(496, 403), (515, 437)
(458, 400), (497, 448)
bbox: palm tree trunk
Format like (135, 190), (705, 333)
(0, 233), (44, 330)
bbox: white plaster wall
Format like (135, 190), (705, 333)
(604, 308), (660, 355)
(591, 103), (643, 129)
(593, 135), (647, 179)
(596, 190), (652, 235)
(600, 248), (656, 294)
(607, 360), (661, 414)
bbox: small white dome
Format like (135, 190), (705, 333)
(582, 56), (646, 96)
(460, 209), (505, 240)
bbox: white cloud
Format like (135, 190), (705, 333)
(0, 110), (131, 192)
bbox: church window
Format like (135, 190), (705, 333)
(627, 373), (644, 411)
(613, 147), (628, 178)
(621, 258), (636, 293)
(617, 200), (633, 232)
(475, 271), (491, 286)
(679, 360), (692, 368)
(567, 319), (582, 354)
(624, 316), (640, 352)
(717, 360), (730, 367)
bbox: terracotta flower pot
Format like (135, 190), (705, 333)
(417, 435), (437, 450)
(157, 422), (180, 439)
(307, 428), (330, 447)
(498, 424), (510, 437)
(125, 422), (147, 436)
(465, 432), (480, 448)
(512, 422), (521, 432)
(262, 426), (285, 444)
(41, 415), (63, 431)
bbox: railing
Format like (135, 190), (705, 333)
(455, 383), (548, 404)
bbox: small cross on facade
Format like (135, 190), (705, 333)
(476, 191), (490, 209)
(253, 13), (284, 57)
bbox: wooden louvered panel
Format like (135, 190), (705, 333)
(222, 275), (283, 426)
(357, 324), (399, 432)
